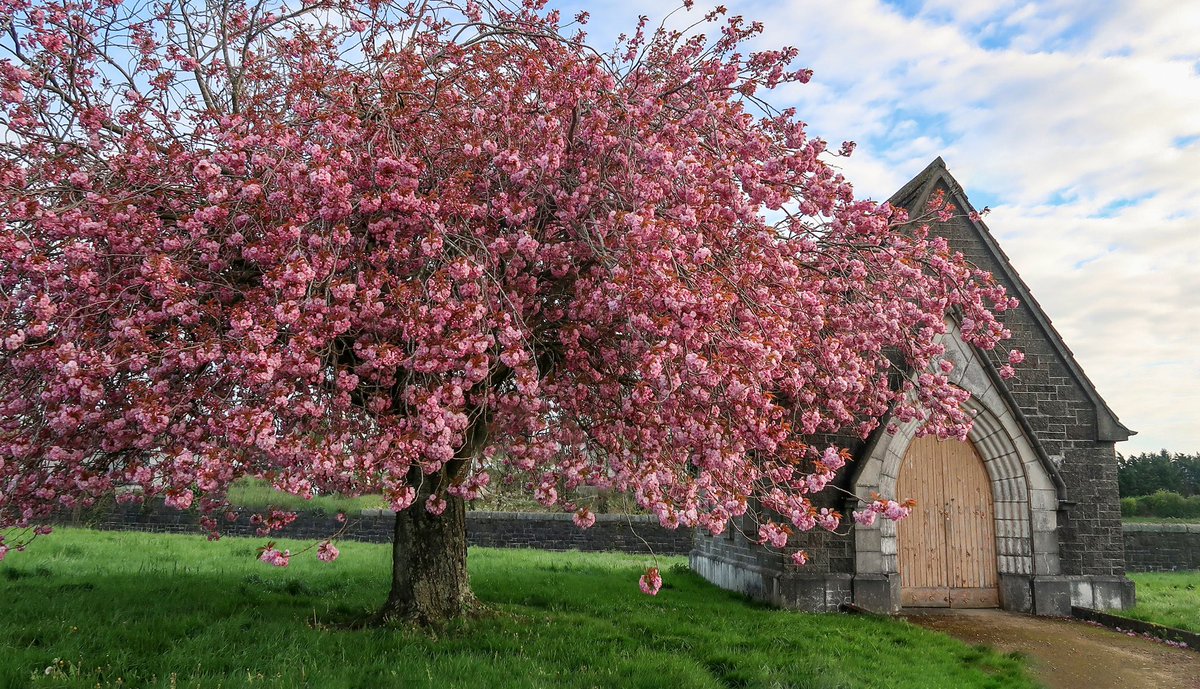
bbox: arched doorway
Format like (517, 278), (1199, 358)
(897, 435), (999, 607)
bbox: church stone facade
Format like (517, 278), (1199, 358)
(691, 158), (1136, 616)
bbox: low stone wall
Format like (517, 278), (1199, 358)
(60, 504), (1196, 572)
(1123, 523), (1200, 572)
(58, 501), (694, 556)
(463, 510), (691, 554)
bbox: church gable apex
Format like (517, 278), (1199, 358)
(887, 158), (1133, 443)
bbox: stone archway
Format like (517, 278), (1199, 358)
(851, 395), (1061, 611)
(848, 327), (1063, 613)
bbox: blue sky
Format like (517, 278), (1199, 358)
(561, 0), (1200, 454)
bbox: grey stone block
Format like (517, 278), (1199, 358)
(1034, 551), (1060, 575)
(780, 575), (832, 611)
(857, 550), (883, 574)
(853, 574), (900, 613)
(1033, 530), (1059, 556)
(1089, 576), (1136, 610)
(1033, 577), (1072, 616)
(1000, 574), (1033, 613)
(855, 527), (882, 554)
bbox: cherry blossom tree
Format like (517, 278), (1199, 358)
(0, 0), (1018, 623)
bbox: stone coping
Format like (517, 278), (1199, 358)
(1122, 523), (1200, 534)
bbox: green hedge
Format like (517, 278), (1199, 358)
(1122, 491), (1200, 519)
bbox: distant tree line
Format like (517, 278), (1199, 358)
(1118, 451), (1200, 520)
(1118, 450), (1200, 497)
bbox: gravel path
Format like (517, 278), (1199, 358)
(904, 609), (1200, 689)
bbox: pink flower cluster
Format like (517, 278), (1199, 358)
(317, 541), (340, 563)
(572, 508), (597, 529)
(757, 521), (790, 548)
(259, 546), (290, 568)
(852, 498), (913, 528)
(638, 567), (663, 596)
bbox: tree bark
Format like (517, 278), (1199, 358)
(378, 413), (489, 626)
(378, 487), (475, 625)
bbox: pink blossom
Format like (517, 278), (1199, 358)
(805, 473), (829, 493)
(852, 509), (877, 527)
(164, 490), (193, 510)
(572, 508), (596, 529)
(317, 541), (340, 562)
(790, 550), (808, 566)
(258, 546), (290, 567)
(425, 495), (447, 516)
(0, 545), (7, 562)
(882, 501), (910, 521)
(757, 521), (789, 548)
(1008, 349), (1025, 365)
(816, 508), (840, 532)
(638, 567), (662, 596)
(192, 159), (220, 180)
(515, 234), (539, 256)
(821, 447), (847, 472)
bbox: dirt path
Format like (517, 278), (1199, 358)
(904, 609), (1200, 689)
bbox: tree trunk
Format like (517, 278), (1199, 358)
(378, 489), (475, 625)
(377, 410), (489, 626)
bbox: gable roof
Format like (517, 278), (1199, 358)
(888, 157), (1134, 443)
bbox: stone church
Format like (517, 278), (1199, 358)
(691, 158), (1136, 616)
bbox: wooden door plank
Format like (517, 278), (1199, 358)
(944, 439), (999, 605)
(898, 436), (949, 593)
(949, 587), (1000, 608)
(903, 586), (951, 607)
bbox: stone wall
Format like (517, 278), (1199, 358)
(1123, 523), (1200, 572)
(464, 510), (692, 554)
(59, 501), (694, 556)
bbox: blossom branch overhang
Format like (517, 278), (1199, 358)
(0, 0), (1022, 585)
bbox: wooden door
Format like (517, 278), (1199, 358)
(896, 436), (999, 608)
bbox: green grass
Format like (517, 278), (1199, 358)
(0, 529), (1038, 689)
(1125, 572), (1200, 633)
(226, 479), (386, 513)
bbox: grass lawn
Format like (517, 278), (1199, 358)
(0, 529), (1038, 689)
(1125, 572), (1200, 633)
(1122, 517), (1200, 525)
